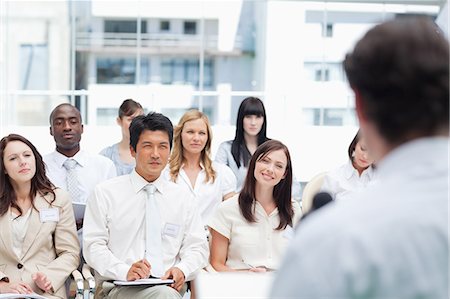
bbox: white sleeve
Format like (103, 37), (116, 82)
(105, 160), (117, 179)
(174, 200), (209, 281)
(215, 142), (230, 165)
(219, 164), (237, 196)
(208, 201), (232, 239)
(83, 187), (130, 281)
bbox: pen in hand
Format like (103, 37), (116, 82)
(243, 261), (267, 273)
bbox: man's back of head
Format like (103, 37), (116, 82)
(271, 17), (449, 299)
(344, 17), (449, 159)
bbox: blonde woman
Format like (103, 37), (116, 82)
(166, 110), (236, 226)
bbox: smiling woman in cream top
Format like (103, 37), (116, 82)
(209, 140), (301, 272)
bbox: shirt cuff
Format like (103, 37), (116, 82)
(174, 263), (192, 281)
(116, 264), (132, 281)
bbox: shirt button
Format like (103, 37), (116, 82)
(17, 263), (23, 269)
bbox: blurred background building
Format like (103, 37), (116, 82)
(0, 0), (446, 185)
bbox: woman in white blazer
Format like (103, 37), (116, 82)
(0, 134), (79, 298)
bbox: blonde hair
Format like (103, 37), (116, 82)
(169, 109), (216, 183)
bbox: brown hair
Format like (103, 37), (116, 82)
(0, 134), (55, 216)
(118, 99), (143, 119)
(344, 17), (449, 144)
(239, 140), (294, 230)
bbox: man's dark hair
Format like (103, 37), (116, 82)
(49, 103), (82, 125)
(129, 112), (173, 151)
(344, 17), (449, 144)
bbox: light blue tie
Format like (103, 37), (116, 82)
(63, 159), (82, 203)
(144, 184), (164, 277)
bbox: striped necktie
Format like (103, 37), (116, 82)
(63, 158), (82, 203)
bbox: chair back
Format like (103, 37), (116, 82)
(301, 172), (327, 214)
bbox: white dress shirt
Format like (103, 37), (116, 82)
(321, 159), (375, 201)
(209, 194), (301, 271)
(271, 137), (449, 299)
(44, 150), (117, 203)
(163, 161), (236, 224)
(10, 209), (32, 258)
(215, 140), (248, 192)
(83, 170), (209, 282)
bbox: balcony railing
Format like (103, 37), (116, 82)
(76, 32), (244, 54)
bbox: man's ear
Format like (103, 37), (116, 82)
(81, 124), (84, 134)
(130, 145), (136, 158)
(354, 87), (367, 126)
(49, 126), (54, 136)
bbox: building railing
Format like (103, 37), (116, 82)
(76, 32), (243, 51)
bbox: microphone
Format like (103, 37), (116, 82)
(311, 192), (333, 210)
(300, 192), (333, 221)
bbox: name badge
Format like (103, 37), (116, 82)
(282, 225), (294, 240)
(163, 223), (180, 238)
(39, 208), (60, 223)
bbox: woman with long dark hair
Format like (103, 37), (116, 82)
(209, 140), (301, 272)
(215, 97), (269, 191)
(0, 134), (79, 298)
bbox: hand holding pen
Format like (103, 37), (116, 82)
(126, 258), (151, 281)
(243, 261), (268, 273)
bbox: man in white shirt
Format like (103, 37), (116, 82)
(44, 103), (116, 229)
(83, 112), (209, 299)
(272, 17), (449, 298)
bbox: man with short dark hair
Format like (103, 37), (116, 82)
(272, 17), (448, 298)
(44, 103), (116, 227)
(83, 112), (208, 299)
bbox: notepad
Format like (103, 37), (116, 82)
(113, 278), (175, 286)
(0, 293), (48, 299)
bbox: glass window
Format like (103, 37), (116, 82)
(160, 20), (170, 32)
(323, 23), (333, 37)
(19, 44), (48, 90)
(323, 108), (345, 126)
(160, 59), (213, 87)
(203, 60), (213, 87)
(96, 108), (117, 125)
(183, 21), (197, 34)
(302, 108), (356, 126)
(104, 20), (147, 33)
(161, 60), (173, 84)
(96, 58), (150, 84)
